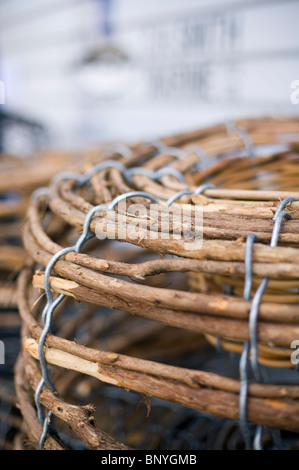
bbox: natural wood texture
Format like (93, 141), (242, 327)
(14, 355), (64, 450)
(32, 271), (299, 347)
(17, 267), (299, 434)
(23, 336), (299, 432)
(15, 116), (299, 449)
(0, 283), (18, 308)
(0, 246), (26, 271)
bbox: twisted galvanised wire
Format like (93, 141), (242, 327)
(147, 139), (216, 170)
(34, 152), (216, 448)
(239, 197), (297, 450)
(35, 153), (187, 448)
(124, 166), (186, 184)
(225, 120), (255, 158)
(165, 184), (216, 207)
(35, 188), (160, 448)
(149, 140), (187, 160)
(239, 232), (260, 450)
(188, 145), (209, 167)
(182, 144), (212, 172)
(52, 160), (187, 188)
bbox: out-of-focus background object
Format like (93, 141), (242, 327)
(0, 0), (299, 153)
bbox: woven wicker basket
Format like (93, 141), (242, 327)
(16, 116), (299, 450)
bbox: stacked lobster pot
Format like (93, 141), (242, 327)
(15, 117), (299, 450)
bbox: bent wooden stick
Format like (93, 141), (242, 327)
(24, 337), (299, 432)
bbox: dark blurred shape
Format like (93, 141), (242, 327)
(0, 108), (46, 154)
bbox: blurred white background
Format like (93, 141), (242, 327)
(0, 0), (298, 151)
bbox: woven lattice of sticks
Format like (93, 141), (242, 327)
(17, 116), (299, 450)
(0, 143), (133, 449)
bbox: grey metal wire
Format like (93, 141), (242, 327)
(51, 161), (127, 188)
(108, 191), (160, 210)
(253, 426), (263, 451)
(195, 184), (216, 195)
(123, 167), (155, 183)
(80, 160), (126, 186)
(187, 144), (208, 162)
(239, 233), (262, 450)
(35, 167), (214, 448)
(165, 183), (217, 206)
(249, 210), (293, 382)
(243, 233), (258, 302)
(149, 139), (186, 159)
(150, 140), (214, 170)
(165, 190), (194, 207)
(124, 166), (185, 184)
(186, 144), (210, 171)
(270, 210), (293, 247)
(239, 198), (296, 450)
(39, 411), (52, 450)
(35, 246), (76, 449)
(31, 187), (49, 201)
(154, 167), (185, 183)
(226, 121), (255, 158)
(50, 159), (186, 188)
(239, 341), (251, 450)
(272, 197), (297, 221)
(34, 185), (161, 449)
(51, 171), (84, 186)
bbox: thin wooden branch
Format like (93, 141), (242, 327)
(24, 336), (299, 432)
(17, 267), (299, 401)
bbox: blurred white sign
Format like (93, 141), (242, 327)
(0, 0), (299, 146)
